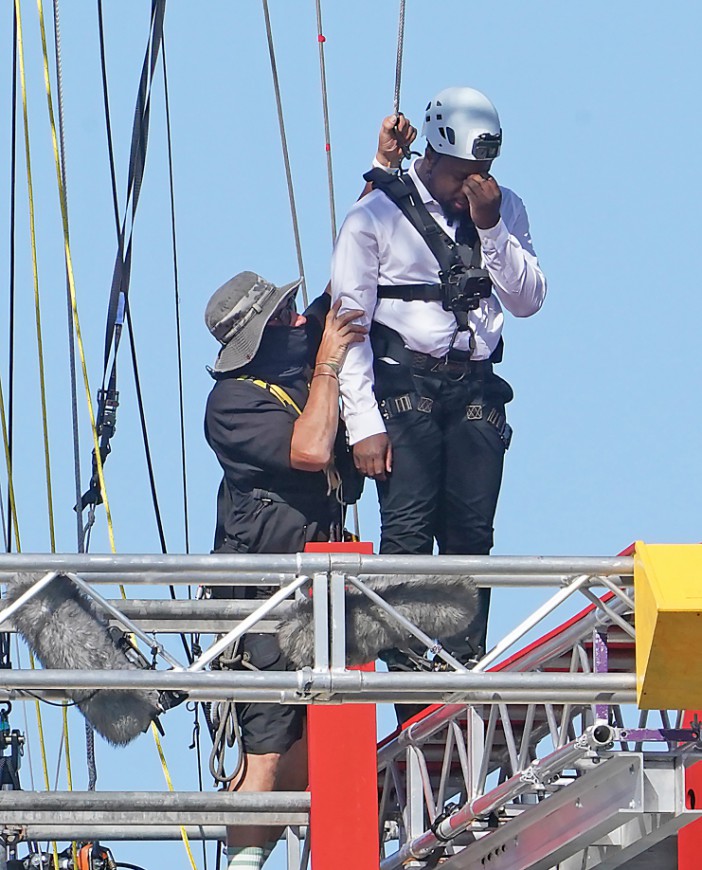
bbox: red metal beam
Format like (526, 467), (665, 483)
(679, 710), (702, 867)
(306, 541), (379, 869)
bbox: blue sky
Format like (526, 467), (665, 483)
(1, 1), (701, 867)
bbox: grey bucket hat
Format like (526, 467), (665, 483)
(205, 271), (302, 373)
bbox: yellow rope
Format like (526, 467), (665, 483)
(29, 653), (59, 870)
(30, 3), (197, 866)
(30, 0), (117, 558)
(15, 0), (56, 552)
(62, 705), (79, 868)
(152, 724), (199, 868)
(14, 8), (62, 865)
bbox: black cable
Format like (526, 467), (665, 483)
(94, 1), (194, 668)
(96, 0), (120, 230)
(160, 37), (191, 557)
(79, 0), (166, 517)
(0, 632), (11, 670)
(124, 303), (168, 555)
(189, 702), (209, 870)
(20, 692), (77, 709)
(123, 302), (193, 665)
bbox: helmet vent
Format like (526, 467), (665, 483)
(438, 127), (446, 140)
(436, 114), (442, 120)
(446, 126), (456, 145)
(425, 102), (431, 111)
(436, 100), (442, 106)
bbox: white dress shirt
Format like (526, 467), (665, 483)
(330, 160), (546, 444)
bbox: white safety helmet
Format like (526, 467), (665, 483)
(422, 86), (502, 161)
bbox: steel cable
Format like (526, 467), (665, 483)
(393, 0), (407, 117)
(33, 5), (90, 862)
(260, 0), (308, 306)
(314, 0), (337, 241)
(52, 0), (85, 555)
(311, 2), (362, 537)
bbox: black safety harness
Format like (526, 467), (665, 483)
(362, 168), (512, 449)
(363, 167), (493, 334)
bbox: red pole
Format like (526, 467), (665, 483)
(305, 541), (379, 869)
(678, 710), (702, 866)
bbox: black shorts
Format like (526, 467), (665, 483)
(235, 633), (305, 756)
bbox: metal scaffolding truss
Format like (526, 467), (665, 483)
(1, 550), (700, 868)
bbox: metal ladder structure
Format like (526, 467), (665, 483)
(0, 546), (701, 869)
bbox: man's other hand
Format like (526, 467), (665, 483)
(463, 174), (502, 229)
(353, 433), (393, 480)
(376, 114), (417, 169)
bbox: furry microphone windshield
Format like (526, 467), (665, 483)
(278, 574), (478, 669)
(2, 573), (164, 746)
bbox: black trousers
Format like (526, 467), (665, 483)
(374, 357), (513, 661)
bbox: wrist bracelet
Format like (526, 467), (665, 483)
(316, 360), (340, 373)
(312, 370), (338, 381)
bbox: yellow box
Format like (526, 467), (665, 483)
(635, 542), (702, 710)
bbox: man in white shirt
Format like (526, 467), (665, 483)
(331, 87), (546, 662)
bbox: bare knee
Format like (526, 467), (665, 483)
(230, 752), (282, 793)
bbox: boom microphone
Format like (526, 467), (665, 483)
(278, 573), (478, 668)
(2, 573), (165, 745)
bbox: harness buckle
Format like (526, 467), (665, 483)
(394, 394), (412, 414)
(466, 404), (483, 421)
(96, 388), (120, 438)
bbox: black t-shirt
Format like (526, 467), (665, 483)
(205, 372), (337, 555)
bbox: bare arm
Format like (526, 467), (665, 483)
(290, 301), (366, 471)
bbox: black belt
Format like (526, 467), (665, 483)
(410, 350), (492, 377)
(377, 283), (442, 302)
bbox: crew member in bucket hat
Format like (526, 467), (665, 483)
(205, 271), (303, 373)
(203, 270), (365, 869)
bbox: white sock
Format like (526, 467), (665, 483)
(227, 845), (272, 869)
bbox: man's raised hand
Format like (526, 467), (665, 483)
(463, 173), (502, 229)
(376, 113), (417, 169)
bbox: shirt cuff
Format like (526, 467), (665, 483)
(371, 157), (400, 175)
(344, 406), (387, 445)
(477, 217), (510, 249)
